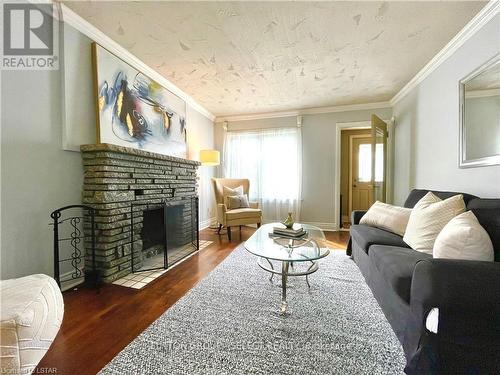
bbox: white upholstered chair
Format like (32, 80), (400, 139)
(211, 178), (262, 241)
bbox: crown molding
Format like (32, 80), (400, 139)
(390, 1), (500, 106)
(215, 101), (391, 123)
(59, 3), (216, 122)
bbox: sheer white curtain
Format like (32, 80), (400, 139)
(223, 126), (302, 223)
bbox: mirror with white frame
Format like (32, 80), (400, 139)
(459, 54), (500, 168)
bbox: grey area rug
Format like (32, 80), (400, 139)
(99, 246), (405, 375)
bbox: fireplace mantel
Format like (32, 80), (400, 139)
(80, 143), (200, 166)
(80, 143), (200, 282)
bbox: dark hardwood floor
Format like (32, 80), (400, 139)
(37, 227), (349, 375)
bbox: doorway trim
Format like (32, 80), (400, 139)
(348, 134), (372, 219)
(335, 121), (370, 231)
(334, 120), (394, 231)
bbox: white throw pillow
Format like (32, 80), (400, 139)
(222, 185), (244, 207)
(359, 201), (411, 236)
(433, 211), (494, 261)
(403, 192), (465, 254)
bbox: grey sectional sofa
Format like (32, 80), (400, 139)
(347, 189), (500, 374)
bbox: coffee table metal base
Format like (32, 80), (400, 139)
(257, 257), (319, 314)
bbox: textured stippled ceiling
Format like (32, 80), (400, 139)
(64, 1), (486, 116)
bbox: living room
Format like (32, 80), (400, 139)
(1, 1), (499, 374)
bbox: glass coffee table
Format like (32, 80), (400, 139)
(244, 223), (331, 314)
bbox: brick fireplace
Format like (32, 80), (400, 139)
(80, 143), (200, 283)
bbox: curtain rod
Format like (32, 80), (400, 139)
(224, 125), (300, 133)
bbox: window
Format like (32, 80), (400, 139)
(223, 127), (302, 221)
(358, 143), (384, 182)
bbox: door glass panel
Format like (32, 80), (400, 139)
(358, 143), (383, 182)
(358, 144), (371, 182)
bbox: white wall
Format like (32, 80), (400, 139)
(393, 13), (500, 205)
(186, 107), (216, 227)
(61, 23), (95, 151)
(215, 107), (392, 229)
(1, 68), (83, 279)
(0, 22), (215, 280)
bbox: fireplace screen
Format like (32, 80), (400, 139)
(130, 197), (199, 273)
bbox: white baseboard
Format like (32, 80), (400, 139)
(296, 221), (339, 232)
(199, 217), (217, 230)
(59, 268), (85, 291)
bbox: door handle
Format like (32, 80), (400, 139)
(353, 184), (357, 188)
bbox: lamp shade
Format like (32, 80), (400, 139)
(199, 149), (220, 166)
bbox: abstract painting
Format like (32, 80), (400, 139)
(92, 43), (187, 158)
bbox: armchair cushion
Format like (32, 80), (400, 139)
(226, 208), (262, 221)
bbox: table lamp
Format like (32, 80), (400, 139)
(199, 150), (220, 166)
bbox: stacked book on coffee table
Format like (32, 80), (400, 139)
(270, 224), (307, 239)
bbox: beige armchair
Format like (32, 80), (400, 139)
(211, 178), (262, 241)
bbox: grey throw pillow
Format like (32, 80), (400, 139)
(227, 194), (250, 210)
(223, 185), (244, 207)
